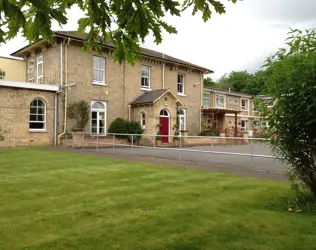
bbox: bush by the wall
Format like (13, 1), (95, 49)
(108, 118), (128, 138)
(199, 129), (220, 137)
(67, 100), (90, 131)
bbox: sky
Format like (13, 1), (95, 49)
(0, 0), (315, 80)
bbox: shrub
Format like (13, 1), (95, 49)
(173, 131), (179, 141)
(108, 118), (128, 138)
(262, 28), (316, 197)
(155, 131), (161, 141)
(126, 120), (143, 143)
(67, 100), (90, 131)
(199, 128), (220, 136)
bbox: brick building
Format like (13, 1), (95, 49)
(0, 31), (212, 147)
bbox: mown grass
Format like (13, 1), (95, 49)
(0, 148), (315, 250)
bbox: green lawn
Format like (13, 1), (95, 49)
(0, 149), (315, 250)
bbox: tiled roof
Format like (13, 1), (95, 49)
(130, 89), (168, 105)
(54, 31), (213, 72)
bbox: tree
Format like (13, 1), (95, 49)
(262, 29), (316, 198)
(228, 70), (252, 92)
(203, 77), (219, 88)
(0, 0), (237, 64)
(67, 100), (90, 131)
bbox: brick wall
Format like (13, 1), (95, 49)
(0, 87), (55, 147)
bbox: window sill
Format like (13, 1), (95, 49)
(93, 82), (107, 86)
(29, 129), (48, 133)
(177, 93), (186, 97)
(141, 88), (152, 91)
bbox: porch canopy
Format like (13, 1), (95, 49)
(201, 108), (242, 137)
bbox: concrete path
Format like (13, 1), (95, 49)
(49, 144), (288, 182)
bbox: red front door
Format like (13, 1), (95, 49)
(159, 117), (169, 143)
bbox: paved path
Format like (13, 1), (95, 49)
(49, 144), (287, 182)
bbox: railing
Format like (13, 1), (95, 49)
(62, 132), (284, 169)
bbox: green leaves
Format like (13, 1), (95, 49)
(0, 0), (237, 64)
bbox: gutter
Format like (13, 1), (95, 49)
(57, 41), (65, 145)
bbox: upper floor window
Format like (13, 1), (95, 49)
(29, 98), (46, 130)
(93, 56), (105, 84)
(203, 93), (210, 108)
(177, 73), (184, 95)
(0, 70), (5, 80)
(37, 56), (43, 82)
(215, 94), (225, 108)
(140, 112), (146, 129)
(27, 59), (35, 81)
(234, 98), (238, 105)
(141, 65), (150, 89)
(228, 97), (233, 104)
(241, 99), (249, 111)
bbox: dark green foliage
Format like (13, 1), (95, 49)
(67, 100), (90, 131)
(155, 131), (161, 141)
(108, 118), (143, 141)
(262, 28), (316, 197)
(199, 129), (220, 136)
(173, 131), (179, 141)
(203, 77), (219, 88)
(126, 121), (143, 143)
(108, 118), (128, 138)
(0, 0), (238, 64)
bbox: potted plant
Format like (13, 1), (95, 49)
(155, 131), (161, 146)
(173, 131), (179, 146)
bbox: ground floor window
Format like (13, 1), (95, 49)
(140, 112), (145, 129)
(29, 98), (46, 130)
(241, 120), (248, 131)
(177, 109), (186, 131)
(91, 101), (106, 135)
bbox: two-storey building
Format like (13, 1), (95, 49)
(202, 88), (268, 136)
(0, 31), (212, 147)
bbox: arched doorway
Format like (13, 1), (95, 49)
(159, 109), (170, 143)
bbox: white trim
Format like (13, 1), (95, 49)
(225, 114), (262, 119)
(0, 80), (59, 92)
(159, 109), (170, 142)
(92, 82), (107, 86)
(140, 112), (146, 129)
(141, 88), (152, 91)
(36, 55), (43, 82)
(177, 93), (186, 97)
(177, 73), (185, 95)
(90, 101), (107, 136)
(29, 98), (46, 131)
(141, 65), (151, 90)
(177, 109), (186, 132)
(153, 89), (185, 107)
(93, 56), (106, 85)
(215, 94), (225, 108)
(241, 98), (250, 112)
(204, 88), (253, 98)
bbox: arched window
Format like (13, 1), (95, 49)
(140, 112), (145, 128)
(160, 109), (169, 117)
(91, 101), (106, 135)
(177, 109), (186, 131)
(29, 98), (46, 130)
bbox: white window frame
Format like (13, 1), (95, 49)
(91, 101), (107, 136)
(0, 70), (5, 80)
(36, 55), (43, 82)
(234, 98), (238, 106)
(177, 73), (185, 95)
(215, 94), (225, 108)
(203, 93), (210, 108)
(241, 120), (248, 132)
(228, 97), (233, 104)
(140, 112), (146, 129)
(29, 98), (46, 131)
(141, 65), (151, 90)
(93, 56), (106, 85)
(177, 109), (186, 132)
(241, 98), (249, 111)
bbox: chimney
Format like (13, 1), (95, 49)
(229, 88), (231, 92)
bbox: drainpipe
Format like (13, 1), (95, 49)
(128, 105), (131, 121)
(162, 62), (165, 89)
(57, 39), (70, 145)
(54, 93), (58, 145)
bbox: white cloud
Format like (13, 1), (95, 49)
(0, 0), (315, 80)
